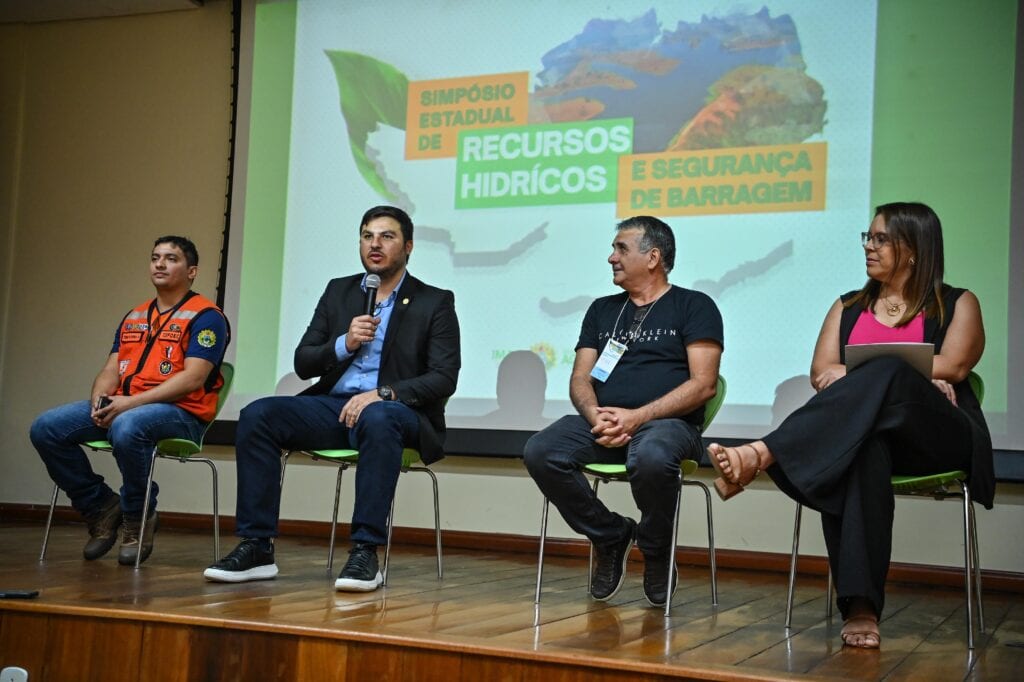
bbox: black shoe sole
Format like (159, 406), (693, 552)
(204, 564), (279, 582)
(335, 571), (383, 592)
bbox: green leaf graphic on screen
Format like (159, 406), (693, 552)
(325, 50), (408, 201)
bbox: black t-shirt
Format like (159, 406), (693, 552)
(577, 286), (724, 427)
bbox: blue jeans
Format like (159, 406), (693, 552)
(523, 415), (702, 555)
(30, 400), (206, 517)
(234, 395), (421, 546)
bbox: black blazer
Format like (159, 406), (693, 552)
(293, 273), (461, 464)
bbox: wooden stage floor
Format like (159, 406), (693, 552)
(1, 521), (1023, 681)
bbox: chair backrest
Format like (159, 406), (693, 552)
(196, 362), (234, 442)
(702, 375), (727, 432)
(216, 362), (235, 415)
(967, 371), (984, 406)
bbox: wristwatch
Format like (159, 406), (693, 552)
(377, 385), (395, 401)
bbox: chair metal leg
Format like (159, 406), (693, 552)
(383, 491), (397, 586)
(582, 473), (717, 611)
(433, 473), (443, 580)
(279, 451), (290, 488)
(399, 467), (443, 579)
(587, 477), (603, 593)
(377, 466), (443, 585)
(826, 569), (833, 619)
(186, 456), (221, 561)
(534, 498), (550, 604)
(959, 481), (976, 648)
(970, 496), (985, 633)
(409, 466), (444, 579)
(683, 479), (718, 605)
(327, 465), (345, 573)
(665, 477), (683, 617)
(135, 447), (160, 569)
(785, 503), (803, 628)
(39, 484), (60, 562)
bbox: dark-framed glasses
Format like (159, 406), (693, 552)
(861, 231), (891, 248)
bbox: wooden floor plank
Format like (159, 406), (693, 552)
(1, 521), (1018, 681)
(964, 600), (1024, 681)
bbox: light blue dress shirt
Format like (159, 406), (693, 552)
(330, 272), (406, 397)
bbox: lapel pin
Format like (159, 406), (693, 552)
(402, 298), (410, 305)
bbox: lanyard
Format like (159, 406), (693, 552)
(609, 288), (668, 346)
(146, 295), (189, 343)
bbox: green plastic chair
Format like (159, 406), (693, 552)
(534, 375), (728, 616)
(279, 445), (442, 585)
(39, 362), (234, 569)
(784, 371), (985, 648)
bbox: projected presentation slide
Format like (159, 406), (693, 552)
(227, 0), (1012, 445)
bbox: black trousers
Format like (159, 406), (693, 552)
(524, 415), (702, 556)
(763, 357), (972, 619)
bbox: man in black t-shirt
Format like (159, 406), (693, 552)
(524, 216), (723, 608)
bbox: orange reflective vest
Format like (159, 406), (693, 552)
(116, 291), (226, 422)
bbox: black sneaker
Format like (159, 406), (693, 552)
(590, 518), (637, 601)
(204, 539), (279, 582)
(642, 552), (678, 607)
(117, 510), (159, 565)
(334, 543), (383, 592)
(82, 493), (121, 560)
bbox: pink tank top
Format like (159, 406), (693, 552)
(847, 309), (925, 345)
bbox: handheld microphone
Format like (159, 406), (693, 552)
(363, 274), (381, 316)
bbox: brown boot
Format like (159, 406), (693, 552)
(118, 511), (159, 565)
(82, 494), (121, 560)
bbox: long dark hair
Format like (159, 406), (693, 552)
(844, 202), (946, 325)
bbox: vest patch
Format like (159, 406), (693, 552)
(158, 330), (183, 342)
(121, 331), (144, 343)
(197, 329), (218, 348)
(159, 360), (173, 375)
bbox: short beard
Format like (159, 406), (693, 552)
(362, 256), (406, 281)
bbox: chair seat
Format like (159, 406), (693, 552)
(89, 437), (203, 459)
(283, 446), (441, 583)
(584, 460), (699, 478)
(536, 375), (726, 616)
(155, 438), (203, 458)
(784, 372), (985, 647)
(306, 448), (422, 468)
(891, 470), (967, 493)
(41, 362), (234, 568)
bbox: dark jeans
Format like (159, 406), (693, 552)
(523, 415), (702, 556)
(234, 394), (420, 546)
(764, 357), (973, 619)
(30, 399), (206, 516)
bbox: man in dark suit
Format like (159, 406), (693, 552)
(204, 206), (460, 591)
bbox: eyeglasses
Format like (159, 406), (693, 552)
(860, 232), (892, 248)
